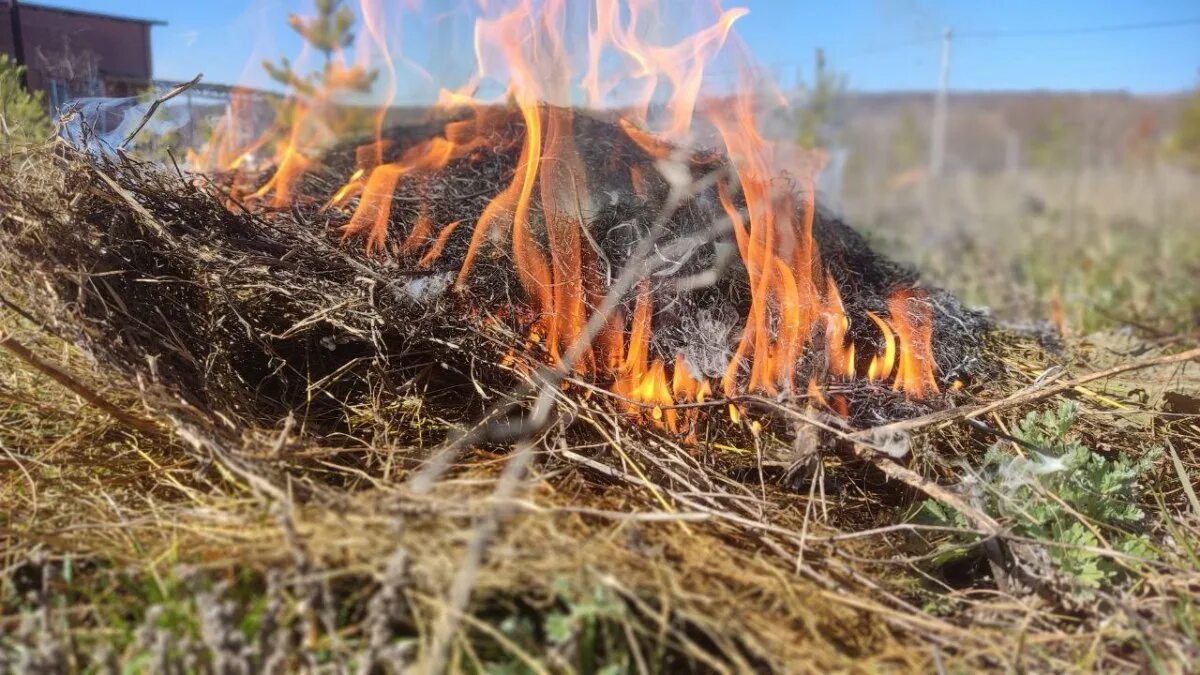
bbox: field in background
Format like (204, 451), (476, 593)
(819, 89), (1200, 336)
(847, 166), (1200, 336)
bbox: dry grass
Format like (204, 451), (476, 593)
(848, 166), (1200, 336)
(1, 142), (1198, 673)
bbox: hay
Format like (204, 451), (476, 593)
(1, 128), (1197, 672)
(6, 107), (994, 432)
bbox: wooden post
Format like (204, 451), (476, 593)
(929, 28), (951, 177)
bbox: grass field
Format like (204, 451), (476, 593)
(849, 166), (1200, 336)
(1, 145), (1198, 672)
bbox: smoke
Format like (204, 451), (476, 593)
(58, 95), (195, 158)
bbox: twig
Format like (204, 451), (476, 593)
(0, 333), (162, 438)
(90, 165), (180, 245)
(423, 439), (539, 673)
(121, 74), (203, 149)
(854, 346), (1200, 439)
(0, 291), (56, 338)
(1167, 440), (1200, 516)
(849, 444), (1000, 533)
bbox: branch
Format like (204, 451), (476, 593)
(0, 334), (163, 438)
(853, 346), (1200, 439)
(120, 73), (203, 149)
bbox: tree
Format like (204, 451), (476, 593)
(796, 49), (845, 150)
(1168, 79), (1200, 170)
(0, 54), (51, 148)
(262, 0), (377, 99)
(256, 0), (379, 152)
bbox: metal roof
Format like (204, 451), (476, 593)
(12, 2), (167, 27)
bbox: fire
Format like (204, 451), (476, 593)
(418, 220), (461, 268)
(583, 0), (748, 140)
(822, 273), (854, 379)
(197, 0), (948, 433)
(865, 311), (897, 382)
(612, 283), (665, 422)
(887, 289), (941, 398)
(247, 135), (314, 207)
(191, 3), (383, 208)
(672, 353), (710, 404)
(340, 134), (477, 252)
(188, 90), (273, 175)
(709, 75), (832, 399)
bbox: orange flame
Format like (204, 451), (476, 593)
(206, 0), (948, 428)
(611, 283), (676, 429)
(670, 353), (710, 436)
(865, 310), (897, 382)
(709, 74), (830, 398)
(822, 273), (853, 378)
(887, 288), (940, 398)
(418, 220), (462, 268)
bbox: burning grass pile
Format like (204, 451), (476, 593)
(28, 106), (997, 432)
(1, 126), (1198, 672)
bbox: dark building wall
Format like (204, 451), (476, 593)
(1, 1), (158, 109)
(0, 4), (14, 60)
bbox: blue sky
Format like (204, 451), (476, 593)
(43, 0), (1200, 95)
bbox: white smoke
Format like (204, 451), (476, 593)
(58, 95), (195, 159)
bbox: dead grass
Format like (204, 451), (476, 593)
(848, 166), (1200, 336)
(1, 142), (1198, 673)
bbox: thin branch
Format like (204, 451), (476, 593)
(121, 73), (203, 149)
(854, 346), (1200, 439)
(0, 333), (162, 438)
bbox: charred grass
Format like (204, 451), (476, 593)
(1, 141), (1198, 673)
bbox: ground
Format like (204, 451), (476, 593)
(0, 142), (1198, 673)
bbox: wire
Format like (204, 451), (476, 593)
(743, 15), (1200, 77)
(956, 16), (1200, 39)
(845, 16), (1200, 59)
(844, 35), (942, 59)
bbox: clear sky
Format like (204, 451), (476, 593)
(34, 0), (1200, 95)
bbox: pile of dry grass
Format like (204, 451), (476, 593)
(1, 139), (1197, 672)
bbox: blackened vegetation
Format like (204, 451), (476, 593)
(0, 106), (991, 442)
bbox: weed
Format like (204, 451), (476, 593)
(916, 401), (1162, 593)
(491, 579), (637, 675)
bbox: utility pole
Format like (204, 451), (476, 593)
(929, 28), (951, 177)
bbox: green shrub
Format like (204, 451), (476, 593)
(0, 54), (51, 146)
(917, 401), (1160, 592)
(491, 579), (636, 674)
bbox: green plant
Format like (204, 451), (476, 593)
(916, 401), (1161, 592)
(257, 0), (379, 158)
(493, 580), (637, 674)
(1027, 104), (1077, 170)
(796, 48), (845, 150)
(0, 54), (51, 147)
(263, 0), (377, 98)
(888, 110), (926, 173)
